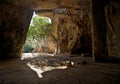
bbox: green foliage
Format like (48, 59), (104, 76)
(26, 15), (52, 46)
(22, 43), (33, 53)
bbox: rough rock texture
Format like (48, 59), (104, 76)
(0, 0), (88, 10)
(52, 12), (91, 54)
(0, 0), (120, 60)
(0, 3), (33, 59)
(31, 0), (120, 60)
(43, 0), (92, 54)
(105, 1), (120, 58)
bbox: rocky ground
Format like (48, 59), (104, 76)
(0, 53), (120, 84)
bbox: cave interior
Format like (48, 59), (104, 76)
(0, 0), (120, 84)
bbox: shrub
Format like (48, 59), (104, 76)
(22, 43), (33, 53)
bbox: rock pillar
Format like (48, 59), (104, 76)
(90, 0), (107, 61)
(0, 3), (33, 59)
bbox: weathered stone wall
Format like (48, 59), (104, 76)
(52, 7), (92, 54)
(0, 0), (120, 60)
(35, 0), (92, 55)
(105, 1), (120, 57)
(0, 3), (33, 59)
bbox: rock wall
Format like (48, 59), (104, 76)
(0, 3), (33, 59)
(0, 0), (120, 60)
(35, 0), (92, 55)
(89, 0), (108, 61)
(52, 6), (92, 54)
(105, 1), (120, 57)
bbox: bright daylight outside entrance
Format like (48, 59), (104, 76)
(21, 12), (71, 78)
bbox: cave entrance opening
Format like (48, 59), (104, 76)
(21, 12), (69, 79)
(22, 11), (57, 58)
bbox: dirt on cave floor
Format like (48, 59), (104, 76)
(0, 53), (120, 84)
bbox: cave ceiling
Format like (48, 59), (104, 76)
(0, 0), (87, 9)
(0, 0), (90, 17)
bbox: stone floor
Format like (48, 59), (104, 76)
(0, 58), (39, 84)
(0, 53), (120, 84)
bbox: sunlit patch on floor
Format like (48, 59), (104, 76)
(21, 53), (55, 60)
(27, 62), (68, 78)
(22, 53), (74, 78)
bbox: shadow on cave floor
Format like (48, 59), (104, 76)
(22, 53), (120, 84)
(98, 56), (120, 64)
(22, 53), (91, 78)
(0, 53), (120, 84)
(0, 58), (40, 84)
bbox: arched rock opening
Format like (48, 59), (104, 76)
(0, 0), (120, 61)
